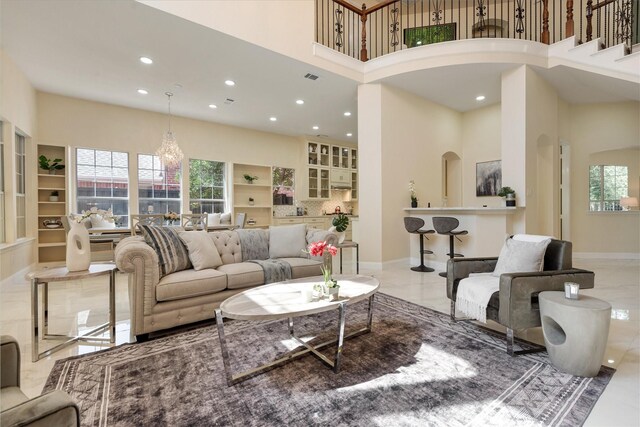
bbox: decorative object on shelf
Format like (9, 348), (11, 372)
(49, 190), (59, 202)
(243, 174), (258, 184)
(409, 180), (418, 208)
(66, 217), (91, 271)
(248, 197), (255, 206)
(564, 282), (580, 300)
(321, 146), (328, 155)
(164, 211), (179, 225)
(42, 218), (62, 229)
(498, 186), (516, 206)
(38, 155), (65, 175)
(246, 218), (257, 226)
(476, 160), (502, 196)
(329, 213), (349, 244)
(307, 240), (339, 300)
(156, 92), (184, 168)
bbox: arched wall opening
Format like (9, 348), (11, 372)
(442, 151), (462, 207)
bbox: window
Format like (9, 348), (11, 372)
(15, 133), (26, 238)
(138, 154), (181, 214)
(189, 159), (226, 213)
(76, 148), (129, 225)
(0, 121), (4, 242)
(589, 165), (629, 211)
(272, 167), (295, 205)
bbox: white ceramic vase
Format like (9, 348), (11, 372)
(328, 226), (346, 244)
(66, 220), (91, 271)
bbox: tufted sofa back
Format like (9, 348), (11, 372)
(209, 230), (242, 264)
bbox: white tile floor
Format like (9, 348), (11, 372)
(0, 257), (638, 426)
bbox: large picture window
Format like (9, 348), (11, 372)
(589, 165), (629, 211)
(76, 148), (129, 224)
(189, 159), (226, 214)
(138, 154), (181, 214)
(15, 133), (26, 238)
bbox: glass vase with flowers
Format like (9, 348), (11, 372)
(307, 240), (340, 300)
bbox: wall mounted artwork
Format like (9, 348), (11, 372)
(476, 160), (502, 196)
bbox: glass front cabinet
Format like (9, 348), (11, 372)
(307, 167), (330, 199)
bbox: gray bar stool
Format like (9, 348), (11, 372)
(404, 217), (435, 272)
(433, 216), (468, 277)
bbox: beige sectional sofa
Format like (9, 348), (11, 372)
(115, 227), (336, 341)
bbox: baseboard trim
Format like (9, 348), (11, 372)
(574, 252), (640, 260)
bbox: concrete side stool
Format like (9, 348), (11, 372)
(539, 291), (611, 377)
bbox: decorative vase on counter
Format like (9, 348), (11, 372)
(411, 200), (418, 208)
(505, 193), (516, 207)
(66, 220), (91, 272)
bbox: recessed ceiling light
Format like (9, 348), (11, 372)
(608, 359), (615, 363)
(344, 111), (351, 116)
(296, 99), (304, 105)
(476, 95), (486, 101)
(346, 133), (353, 137)
(225, 80), (235, 86)
(312, 126), (319, 130)
(208, 104), (217, 109)
(269, 117), (277, 122)
(137, 89), (148, 95)
(139, 56), (153, 65)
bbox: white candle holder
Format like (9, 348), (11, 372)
(564, 282), (580, 300)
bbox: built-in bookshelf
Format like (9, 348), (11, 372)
(232, 163), (272, 228)
(37, 144), (67, 263)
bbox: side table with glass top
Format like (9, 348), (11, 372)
(27, 263), (117, 362)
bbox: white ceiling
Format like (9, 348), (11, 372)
(2, 0), (638, 142)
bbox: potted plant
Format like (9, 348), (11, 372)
(498, 186), (516, 207)
(49, 190), (59, 202)
(248, 197), (255, 206)
(330, 213), (349, 243)
(243, 174), (258, 184)
(39, 155), (65, 175)
(409, 180), (418, 208)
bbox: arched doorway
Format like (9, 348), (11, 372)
(442, 151), (462, 207)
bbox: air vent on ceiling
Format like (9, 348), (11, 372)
(224, 98), (235, 104)
(304, 73), (319, 80)
(316, 134), (329, 138)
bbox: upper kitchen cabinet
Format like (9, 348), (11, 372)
(307, 142), (330, 167)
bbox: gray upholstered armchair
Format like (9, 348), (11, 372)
(1, 336), (79, 427)
(446, 239), (595, 356)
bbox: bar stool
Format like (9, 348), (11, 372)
(433, 216), (468, 277)
(337, 241), (359, 274)
(404, 217), (435, 272)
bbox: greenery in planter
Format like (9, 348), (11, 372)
(498, 186), (516, 197)
(243, 174), (258, 184)
(332, 213), (349, 232)
(50, 191), (59, 197)
(38, 155), (65, 172)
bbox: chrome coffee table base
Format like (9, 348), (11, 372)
(215, 294), (375, 386)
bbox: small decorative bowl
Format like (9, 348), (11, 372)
(43, 219), (62, 229)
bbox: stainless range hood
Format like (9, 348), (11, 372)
(330, 184), (352, 190)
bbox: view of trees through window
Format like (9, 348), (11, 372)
(589, 165), (628, 211)
(138, 154), (181, 215)
(272, 167), (294, 205)
(76, 148), (129, 225)
(189, 159), (226, 213)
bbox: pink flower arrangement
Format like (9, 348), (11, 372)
(307, 241), (338, 257)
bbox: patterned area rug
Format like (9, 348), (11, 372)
(44, 293), (614, 426)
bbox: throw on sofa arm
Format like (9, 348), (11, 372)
(447, 257), (499, 300)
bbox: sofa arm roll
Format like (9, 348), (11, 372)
(447, 257), (498, 300)
(0, 391), (80, 427)
(1, 336), (20, 388)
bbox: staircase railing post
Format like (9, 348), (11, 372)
(541, 0), (550, 43)
(360, 3), (368, 61)
(586, 0), (594, 41)
(566, 0), (575, 37)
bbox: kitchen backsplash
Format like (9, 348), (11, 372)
(273, 192), (357, 217)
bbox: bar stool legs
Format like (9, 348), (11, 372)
(432, 217), (468, 278)
(412, 233), (434, 272)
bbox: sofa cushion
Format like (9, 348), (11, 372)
(140, 225), (192, 277)
(207, 213), (221, 226)
(279, 258), (323, 279)
(156, 269), (227, 302)
(178, 231), (223, 270)
(220, 212), (232, 224)
(216, 262), (264, 289)
(269, 224), (307, 259)
(210, 231), (242, 264)
(492, 236), (551, 277)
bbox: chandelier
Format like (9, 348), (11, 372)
(156, 92), (184, 167)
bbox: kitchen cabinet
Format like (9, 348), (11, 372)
(331, 169), (350, 185)
(307, 166), (330, 200)
(307, 142), (330, 167)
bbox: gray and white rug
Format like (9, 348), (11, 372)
(44, 293), (614, 426)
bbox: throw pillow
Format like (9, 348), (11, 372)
(220, 212), (232, 224)
(492, 236), (552, 277)
(140, 225), (192, 277)
(89, 214), (116, 229)
(269, 224), (307, 259)
(178, 231), (223, 270)
(207, 213), (221, 226)
(513, 234), (554, 243)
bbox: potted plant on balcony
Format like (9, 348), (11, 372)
(329, 213), (349, 244)
(39, 155), (65, 175)
(498, 186), (516, 207)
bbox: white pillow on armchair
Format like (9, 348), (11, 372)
(492, 236), (552, 277)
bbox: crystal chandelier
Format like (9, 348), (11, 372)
(156, 92), (184, 168)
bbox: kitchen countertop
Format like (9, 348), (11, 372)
(274, 214), (359, 219)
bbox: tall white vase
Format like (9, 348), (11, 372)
(328, 226), (346, 244)
(66, 220), (91, 271)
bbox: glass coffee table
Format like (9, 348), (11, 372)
(215, 274), (379, 386)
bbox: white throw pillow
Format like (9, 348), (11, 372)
(178, 231), (223, 270)
(492, 236), (551, 277)
(220, 212), (232, 224)
(513, 234), (554, 243)
(89, 214), (116, 229)
(269, 224), (307, 259)
(207, 213), (221, 226)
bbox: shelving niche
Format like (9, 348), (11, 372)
(232, 163), (272, 228)
(37, 144), (67, 263)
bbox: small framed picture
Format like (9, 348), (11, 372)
(476, 160), (502, 196)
